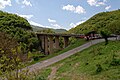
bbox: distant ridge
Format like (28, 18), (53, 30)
(31, 25), (67, 33)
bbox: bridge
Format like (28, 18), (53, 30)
(36, 33), (85, 54)
(36, 33), (118, 55)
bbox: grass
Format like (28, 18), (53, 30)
(34, 68), (51, 80)
(37, 41), (120, 80)
(28, 39), (87, 65)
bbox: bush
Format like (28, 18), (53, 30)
(35, 76), (46, 80)
(110, 57), (120, 66)
(33, 56), (40, 61)
(96, 64), (103, 73)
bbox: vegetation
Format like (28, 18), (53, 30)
(68, 10), (120, 34)
(37, 41), (120, 80)
(0, 11), (41, 79)
(37, 29), (55, 33)
(0, 32), (27, 80)
(28, 39), (87, 65)
(0, 10), (39, 53)
(100, 30), (109, 45)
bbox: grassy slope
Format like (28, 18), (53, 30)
(37, 41), (120, 80)
(68, 10), (120, 34)
(28, 39), (87, 65)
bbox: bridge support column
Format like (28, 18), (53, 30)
(55, 36), (60, 49)
(41, 36), (45, 50)
(63, 37), (69, 48)
(44, 36), (49, 54)
(37, 36), (45, 52)
(49, 36), (54, 54)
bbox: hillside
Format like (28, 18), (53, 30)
(0, 11), (39, 52)
(31, 25), (67, 33)
(36, 41), (120, 80)
(68, 10), (120, 34)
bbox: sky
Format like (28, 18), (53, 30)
(0, 0), (120, 30)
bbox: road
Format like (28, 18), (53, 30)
(25, 38), (117, 72)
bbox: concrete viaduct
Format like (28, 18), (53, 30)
(37, 33), (85, 55)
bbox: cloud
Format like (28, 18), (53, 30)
(87, 0), (107, 7)
(15, 13), (33, 20)
(22, 0), (32, 7)
(19, 14), (33, 19)
(62, 4), (86, 14)
(29, 21), (45, 27)
(0, 0), (12, 9)
(29, 21), (63, 29)
(70, 23), (76, 28)
(48, 18), (63, 29)
(50, 24), (63, 29)
(70, 20), (86, 28)
(48, 18), (56, 23)
(105, 5), (111, 10)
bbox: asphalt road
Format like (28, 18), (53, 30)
(26, 38), (117, 72)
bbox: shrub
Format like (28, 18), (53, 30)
(110, 58), (120, 66)
(96, 64), (103, 73)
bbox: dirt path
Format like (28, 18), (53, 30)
(25, 38), (116, 73)
(47, 67), (57, 80)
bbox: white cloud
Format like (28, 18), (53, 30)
(87, 0), (106, 7)
(29, 21), (45, 27)
(105, 5), (111, 10)
(0, 0), (12, 9)
(22, 0), (32, 7)
(50, 24), (63, 29)
(70, 20), (86, 28)
(62, 4), (86, 14)
(48, 18), (56, 23)
(75, 6), (86, 14)
(15, 13), (33, 20)
(29, 21), (63, 29)
(62, 4), (75, 12)
(48, 18), (63, 29)
(70, 23), (76, 28)
(19, 14), (33, 20)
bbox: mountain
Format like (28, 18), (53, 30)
(68, 9), (120, 34)
(31, 25), (67, 33)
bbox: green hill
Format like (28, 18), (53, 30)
(68, 10), (120, 34)
(0, 11), (39, 52)
(31, 25), (67, 33)
(36, 41), (120, 80)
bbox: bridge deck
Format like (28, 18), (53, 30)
(36, 33), (85, 37)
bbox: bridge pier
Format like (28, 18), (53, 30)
(49, 36), (54, 54)
(55, 36), (60, 50)
(63, 36), (69, 48)
(38, 36), (45, 52)
(37, 33), (84, 55)
(45, 36), (49, 54)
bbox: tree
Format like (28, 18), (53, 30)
(37, 29), (55, 33)
(100, 30), (110, 45)
(107, 20), (120, 35)
(0, 32), (27, 80)
(0, 11), (39, 53)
